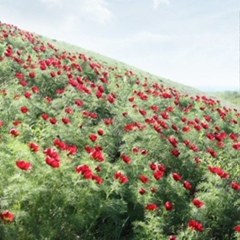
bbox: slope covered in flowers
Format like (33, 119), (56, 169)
(0, 22), (240, 240)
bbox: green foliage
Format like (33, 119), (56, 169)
(0, 22), (240, 240)
(210, 91), (240, 109)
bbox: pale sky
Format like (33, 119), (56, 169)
(0, 0), (240, 91)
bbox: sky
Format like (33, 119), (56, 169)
(0, 0), (240, 91)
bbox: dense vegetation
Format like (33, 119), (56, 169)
(0, 22), (240, 240)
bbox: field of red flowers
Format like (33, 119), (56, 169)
(0, 22), (240, 240)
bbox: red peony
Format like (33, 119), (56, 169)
(146, 203), (158, 211)
(16, 160), (33, 170)
(165, 201), (174, 211)
(0, 211), (15, 223)
(193, 199), (204, 208)
(188, 220), (204, 231)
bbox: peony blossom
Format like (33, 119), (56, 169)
(193, 199), (204, 208)
(0, 211), (15, 223)
(16, 160), (33, 170)
(146, 203), (158, 211)
(188, 220), (204, 232)
(165, 201), (174, 211)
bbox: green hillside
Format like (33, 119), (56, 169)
(45, 37), (210, 95)
(0, 22), (240, 240)
(42, 35), (240, 110)
(209, 91), (240, 107)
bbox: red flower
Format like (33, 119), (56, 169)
(231, 182), (240, 191)
(44, 148), (61, 167)
(104, 118), (114, 125)
(95, 165), (102, 172)
(172, 173), (182, 181)
(50, 118), (57, 124)
(29, 72), (35, 78)
(85, 145), (94, 153)
(150, 105), (159, 112)
(121, 154), (132, 164)
(128, 97), (135, 102)
(16, 160), (33, 170)
(125, 123), (137, 132)
(161, 111), (170, 119)
(62, 117), (70, 124)
(139, 188), (147, 195)
(45, 97), (52, 103)
(97, 129), (104, 136)
(75, 100), (84, 106)
(10, 129), (20, 137)
(28, 142), (40, 152)
(182, 126), (191, 132)
(15, 72), (25, 80)
(21, 106), (29, 113)
(207, 148), (218, 158)
(76, 164), (93, 179)
(233, 142), (240, 150)
(65, 107), (74, 114)
(96, 91), (103, 98)
(150, 187), (157, 193)
(90, 147), (105, 162)
(201, 122), (209, 129)
(139, 175), (150, 184)
(204, 115), (212, 122)
(107, 95), (115, 103)
(89, 134), (98, 142)
(154, 170), (164, 180)
(172, 149), (180, 157)
(172, 124), (179, 131)
(57, 89), (65, 94)
(158, 164), (166, 172)
(235, 225), (240, 232)
(92, 175), (104, 184)
(67, 145), (78, 155)
(169, 236), (177, 240)
(0, 211), (15, 223)
(193, 199), (204, 208)
(139, 109), (147, 116)
(120, 176), (129, 184)
(50, 71), (56, 78)
(40, 63), (47, 70)
(150, 162), (157, 170)
(181, 117), (187, 122)
(54, 139), (67, 150)
(188, 220), (204, 231)
(146, 203), (158, 211)
(195, 157), (201, 163)
(206, 132), (215, 141)
(229, 133), (238, 141)
(0, 121), (4, 127)
(183, 181), (192, 190)
(165, 201), (174, 211)
(41, 113), (49, 120)
(13, 120), (22, 126)
(46, 156), (60, 168)
(24, 92), (32, 99)
(208, 166), (229, 179)
(115, 171), (128, 184)
(168, 136), (178, 147)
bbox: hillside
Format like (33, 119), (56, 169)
(0, 22), (240, 240)
(41, 35), (240, 110)
(209, 91), (240, 107)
